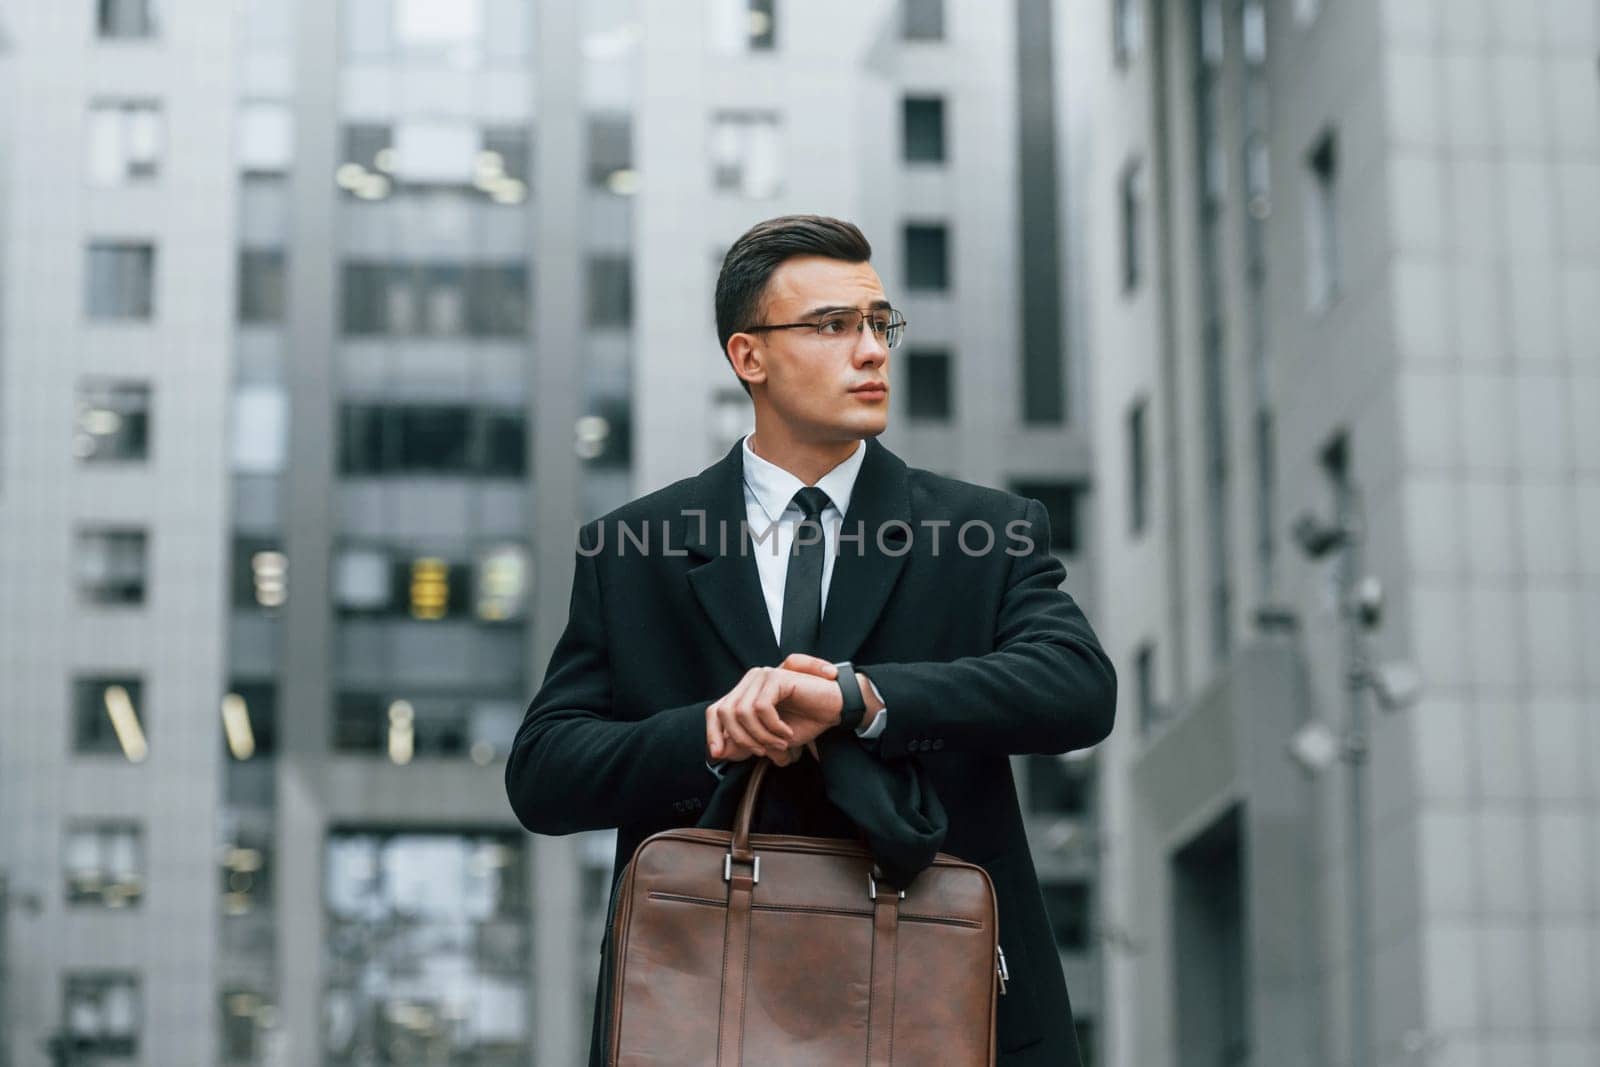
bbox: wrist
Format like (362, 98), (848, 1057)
(832, 661), (867, 733)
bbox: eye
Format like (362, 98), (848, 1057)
(816, 315), (851, 335)
(867, 314), (892, 334)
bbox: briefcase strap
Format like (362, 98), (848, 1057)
(717, 860), (757, 1065)
(867, 888), (900, 1066)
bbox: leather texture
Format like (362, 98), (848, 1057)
(604, 760), (1000, 1066)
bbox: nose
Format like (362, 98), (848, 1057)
(852, 321), (889, 367)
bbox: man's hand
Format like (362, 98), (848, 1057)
(706, 657), (844, 766)
(777, 653), (885, 736)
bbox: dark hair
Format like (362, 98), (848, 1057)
(714, 215), (873, 370)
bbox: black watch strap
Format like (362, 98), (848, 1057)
(835, 660), (866, 733)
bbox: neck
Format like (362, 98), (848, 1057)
(747, 420), (861, 486)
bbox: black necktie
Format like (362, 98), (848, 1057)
(778, 487), (832, 657)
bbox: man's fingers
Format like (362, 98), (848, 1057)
(733, 696), (789, 752)
(705, 704), (723, 759)
(752, 674), (797, 741)
(719, 706), (762, 757)
(779, 653), (837, 679)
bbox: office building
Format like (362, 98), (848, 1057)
(1065, 1), (1600, 1064)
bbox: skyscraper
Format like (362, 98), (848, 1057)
(1065, 1), (1600, 1064)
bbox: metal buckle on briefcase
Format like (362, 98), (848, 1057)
(866, 868), (905, 901)
(723, 852), (760, 884)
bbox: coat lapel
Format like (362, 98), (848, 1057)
(683, 440), (782, 669)
(682, 436), (913, 669)
(814, 437), (912, 663)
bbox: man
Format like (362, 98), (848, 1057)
(506, 215), (1116, 1065)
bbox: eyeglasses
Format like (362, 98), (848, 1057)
(746, 307), (908, 350)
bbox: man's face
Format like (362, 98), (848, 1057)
(732, 255), (893, 443)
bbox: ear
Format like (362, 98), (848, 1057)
(725, 333), (767, 388)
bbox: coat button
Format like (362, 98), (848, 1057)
(932, 739), (944, 751)
(673, 801), (684, 812)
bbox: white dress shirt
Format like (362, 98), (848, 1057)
(706, 434), (887, 779)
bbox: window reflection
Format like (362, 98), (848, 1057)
(64, 973), (141, 1057)
(74, 379), (151, 462)
(324, 831), (530, 1062)
(341, 264), (528, 337)
(338, 404), (528, 476)
(332, 692), (522, 762)
(64, 822), (144, 908)
(339, 123), (529, 203)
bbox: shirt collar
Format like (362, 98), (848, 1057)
(741, 433), (867, 526)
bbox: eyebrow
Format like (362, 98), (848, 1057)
(796, 299), (893, 319)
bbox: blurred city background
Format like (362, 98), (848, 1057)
(0, 0), (1595, 1064)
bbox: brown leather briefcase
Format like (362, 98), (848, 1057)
(602, 758), (1004, 1065)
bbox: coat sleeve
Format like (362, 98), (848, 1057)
(505, 523), (717, 836)
(861, 498), (1117, 759)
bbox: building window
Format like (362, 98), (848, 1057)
(1040, 881), (1092, 952)
(232, 536), (286, 611)
(341, 263), (528, 337)
(1026, 754), (1092, 816)
(1120, 159), (1144, 292)
(324, 831), (530, 1060)
(237, 102), (293, 175)
(238, 249), (286, 324)
(63, 973), (141, 1057)
(221, 990), (271, 1062)
(1113, 0), (1141, 66)
(903, 223), (949, 291)
(587, 255), (632, 328)
(85, 242), (155, 320)
(1135, 641), (1159, 733)
(76, 527), (148, 605)
(1010, 481), (1084, 555)
(86, 100), (161, 185)
(333, 691), (525, 759)
(902, 0), (944, 40)
(710, 112), (782, 198)
(220, 830), (273, 915)
(905, 349), (952, 421)
(1127, 398), (1147, 536)
(74, 380), (150, 463)
(1305, 128), (1339, 312)
(72, 676), (148, 758)
(223, 681), (277, 760)
(338, 404), (527, 477)
(587, 115), (633, 191)
(577, 398), (632, 469)
(1242, 0), (1266, 64)
(708, 0), (776, 52)
(331, 543), (530, 624)
(337, 122), (530, 202)
(96, 0), (157, 39)
(902, 96), (946, 164)
(64, 822), (143, 908)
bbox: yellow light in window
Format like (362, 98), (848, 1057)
(409, 558), (448, 619)
(221, 692), (256, 761)
(388, 699), (415, 765)
(104, 684), (148, 763)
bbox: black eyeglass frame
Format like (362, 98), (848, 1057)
(743, 307), (909, 348)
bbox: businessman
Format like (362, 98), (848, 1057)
(506, 215), (1116, 1065)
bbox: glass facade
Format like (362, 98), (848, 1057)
(323, 831), (531, 1063)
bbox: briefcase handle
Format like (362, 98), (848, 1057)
(728, 757), (772, 866)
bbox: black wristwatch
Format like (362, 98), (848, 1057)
(834, 660), (866, 733)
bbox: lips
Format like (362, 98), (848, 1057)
(850, 383), (888, 398)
